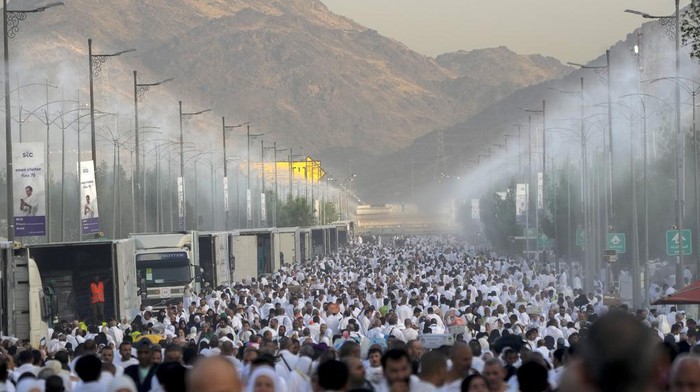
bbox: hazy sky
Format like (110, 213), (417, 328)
(320, 0), (690, 63)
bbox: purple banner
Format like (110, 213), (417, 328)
(82, 217), (100, 234)
(15, 216), (46, 237)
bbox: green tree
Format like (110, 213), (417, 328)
(277, 196), (314, 227)
(683, 3), (700, 61)
(321, 201), (340, 223)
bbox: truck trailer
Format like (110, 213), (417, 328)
(24, 240), (140, 323)
(231, 228), (277, 282)
(2, 239), (139, 347)
(274, 227), (300, 268)
(198, 231), (233, 289)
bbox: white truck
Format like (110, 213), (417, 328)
(274, 227), (301, 268)
(2, 239), (139, 347)
(131, 232), (200, 309)
(310, 227), (327, 258)
(231, 228), (276, 282)
(198, 232), (233, 289)
(333, 221), (355, 247)
(2, 241), (49, 348)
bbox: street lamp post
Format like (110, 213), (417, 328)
(126, 127), (162, 232)
(648, 77), (700, 281)
(145, 141), (181, 232)
(261, 140), (267, 227)
(291, 153), (305, 199)
(178, 101), (210, 230)
(626, 0), (683, 287)
(133, 72), (172, 232)
(222, 119), (248, 230)
(88, 40), (134, 166)
(3, 0), (63, 241)
(523, 102), (546, 263)
(246, 125), (264, 228)
(569, 53), (614, 258)
(549, 79), (593, 289)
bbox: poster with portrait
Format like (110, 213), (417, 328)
(80, 160), (100, 234)
(13, 142), (46, 236)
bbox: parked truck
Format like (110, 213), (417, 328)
(231, 228), (276, 282)
(274, 227), (300, 268)
(131, 232), (200, 309)
(198, 232), (233, 289)
(299, 228), (311, 263)
(3, 239), (139, 347)
(310, 227), (326, 258)
(333, 221), (354, 246)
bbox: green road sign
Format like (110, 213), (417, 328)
(538, 233), (554, 250)
(576, 228), (587, 246)
(666, 229), (692, 256)
(524, 228), (536, 239)
(606, 233), (626, 254)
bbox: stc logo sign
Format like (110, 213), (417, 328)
(22, 151), (34, 158)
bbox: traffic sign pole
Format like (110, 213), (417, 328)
(606, 233), (626, 254)
(666, 229), (692, 256)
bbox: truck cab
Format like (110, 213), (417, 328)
(131, 233), (200, 309)
(2, 242), (56, 347)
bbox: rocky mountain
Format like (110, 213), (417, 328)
(8, 0), (572, 200)
(360, 13), (698, 204)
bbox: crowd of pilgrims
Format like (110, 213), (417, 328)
(1, 236), (700, 392)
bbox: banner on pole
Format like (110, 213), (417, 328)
(260, 192), (267, 224)
(79, 160), (100, 234)
(314, 199), (320, 222)
(516, 184), (528, 225)
(246, 189), (252, 224)
(177, 177), (185, 230)
(13, 142), (46, 236)
(223, 177), (229, 213)
(471, 199), (480, 220)
(537, 172), (544, 211)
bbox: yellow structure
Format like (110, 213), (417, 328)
(248, 156), (325, 183)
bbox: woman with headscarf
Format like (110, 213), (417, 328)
(185, 327), (198, 343)
(288, 356), (313, 392)
(246, 366), (283, 392)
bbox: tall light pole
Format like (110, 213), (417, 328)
(569, 53), (614, 249)
(88, 40), (134, 166)
(274, 146), (290, 227)
(613, 97), (645, 308)
(549, 79), (592, 288)
(222, 118), (248, 230)
(261, 140), (267, 227)
(648, 77), (700, 281)
(523, 102), (545, 262)
(626, 1), (683, 287)
(3, 0), (63, 241)
(246, 125), (264, 228)
(178, 101), (210, 230)
(133, 72), (172, 232)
